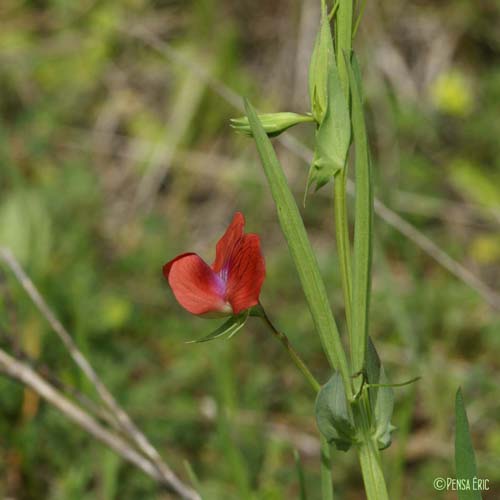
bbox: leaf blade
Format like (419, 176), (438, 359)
(455, 388), (482, 500)
(244, 99), (351, 395)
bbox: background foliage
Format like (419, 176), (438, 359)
(1, 0), (499, 498)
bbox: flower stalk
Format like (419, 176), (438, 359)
(256, 304), (320, 394)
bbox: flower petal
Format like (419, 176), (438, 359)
(163, 253), (231, 316)
(212, 212), (245, 273)
(225, 234), (266, 314)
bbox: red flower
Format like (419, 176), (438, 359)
(163, 212), (265, 316)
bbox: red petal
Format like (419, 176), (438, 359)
(212, 212), (245, 273)
(225, 234), (266, 314)
(163, 253), (231, 315)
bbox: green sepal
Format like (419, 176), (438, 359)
(230, 112), (313, 138)
(366, 338), (395, 450)
(185, 310), (249, 344)
(315, 372), (357, 451)
(304, 149), (330, 204)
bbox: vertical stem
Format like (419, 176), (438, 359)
(355, 395), (390, 500)
(334, 171), (353, 340)
(333, 0), (354, 349)
(320, 436), (334, 500)
(357, 440), (389, 500)
(336, 0), (353, 95)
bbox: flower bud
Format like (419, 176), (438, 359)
(230, 112), (313, 138)
(308, 0), (334, 124)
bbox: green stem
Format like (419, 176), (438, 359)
(357, 441), (389, 500)
(320, 436), (334, 500)
(348, 59), (373, 378)
(355, 395), (390, 500)
(336, 0), (353, 96)
(333, 169), (353, 340)
(259, 305), (321, 394)
(333, 0), (354, 348)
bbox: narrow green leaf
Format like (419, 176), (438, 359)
(293, 450), (308, 500)
(315, 372), (357, 451)
(351, 54), (364, 103)
(353, 0), (368, 38)
(346, 52), (372, 376)
(455, 388), (482, 500)
(185, 312), (249, 343)
(244, 99), (352, 395)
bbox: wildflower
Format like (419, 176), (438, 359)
(163, 212), (265, 316)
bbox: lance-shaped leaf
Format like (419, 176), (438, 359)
(244, 99), (352, 392)
(315, 372), (357, 451)
(307, 47), (351, 193)
(186, 311), (249, 343)
(366, 338), (395, 450)
(346, 52), (372, 376)
(455, 388), (482, 500)
(230, 112), (314, 138)
(308, 0), (334, 124)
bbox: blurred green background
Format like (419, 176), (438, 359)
(1, 0), (499, 498)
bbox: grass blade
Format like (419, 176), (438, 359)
(294, 450), (308, 500)
(455, 388), (482, 500)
